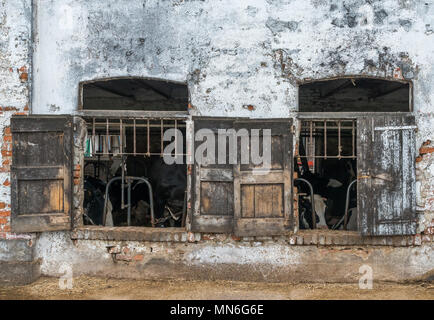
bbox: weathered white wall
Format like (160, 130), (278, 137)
(32, 1), (433, 119)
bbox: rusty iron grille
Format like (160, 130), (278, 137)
(296, 119), (357, 173)
(84, 117), (187, 158)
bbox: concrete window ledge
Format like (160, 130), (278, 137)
(69, 227), (431, 247)
(71, 226), (201, 243)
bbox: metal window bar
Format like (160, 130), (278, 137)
(85, 117), (187, 157)
(298, 119), (357, 160)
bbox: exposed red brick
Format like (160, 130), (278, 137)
(0, 202), (6, 209)
(416, 155), (423, 162)
(231, 235), (241, 241)
(0, 211), (11, 217)
(133, 254), (144, 261)
(0, 106), (19, 111)
(419, 147), (434, 155)
(2, 225), (10, 232)
(115, 254), (132, 262)
(0, 218), (8, 225)
(425, 227), (434, 235)
(3, 179), (10, 187)
(422, 140), (432, 146)
(1, 150), (12, 157)
(4, 127), (11, 135)
(3, 135), (11, 142)
(19, 72), (28, 82)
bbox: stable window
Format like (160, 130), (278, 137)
(80, 78), (189, 229)
(296, 77), (417, 236)
(11, 78), (190, 234)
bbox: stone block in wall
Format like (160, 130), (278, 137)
(0, 238), (40, 285)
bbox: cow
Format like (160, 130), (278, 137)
(107, 178), (152, 226)
(148, 156), (187, 227)
(295, 150), (357, 230)
(104, 155), (186, 227)
(83, 176), (106, 225)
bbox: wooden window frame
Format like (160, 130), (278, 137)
(71, 112), (193, 241)
(296, 112), (417, 237)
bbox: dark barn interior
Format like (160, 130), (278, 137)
(82, 78), (189, 111)
(299, 78), (410, 112)
(296, 78), (410, 231)
(82, 79), (188, 228)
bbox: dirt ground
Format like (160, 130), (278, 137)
(0, 276), (433, 300)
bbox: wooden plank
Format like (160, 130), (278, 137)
(241, 185), (255, 218)
(200, 181), (233, 216)
(191, 216), (234, 233)
(200, 168), (233, 182)
(234, 119), (293, 236)
(75, 110), (189, 119)
(11, 116), (71, 132)
(191, 117), (236, 233)
(357, 115), (417, 236)
(297, 112), (414, 119)
(234, 218), (291, 237)
(13, 167), (64, 180)
(11, 115), (73, 233)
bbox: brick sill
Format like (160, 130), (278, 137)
(289, 230), (424, 246)
(70, 226), (430, 247)
(71, 226), (198, 242)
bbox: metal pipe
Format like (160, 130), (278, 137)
(338, 120), (341, 159)
(103, 176), (155, 227)
(343, 179), (357, 230)
(133, 119), (136, 156)
(160, 119), (164, 156)
(147, 118), (150, 157)
(324, 120), (327, 159)
(127, 181), (132, 226)
(121, 156), (125, 211)
(294, 178), (316, 229)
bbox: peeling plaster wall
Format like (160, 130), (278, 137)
(34, 231), (434, 283)
(0, 0), (31, 239)
(32, 1), (434, 120)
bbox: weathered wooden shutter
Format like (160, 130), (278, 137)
(191, 118), (236, 233)
(233, 119), (293, 236)
(11, 115), (73, 233)
(357, 114), (417, 236)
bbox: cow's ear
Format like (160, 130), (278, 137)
(11, 115), (73, 233)
(357, 114), (417, 236)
